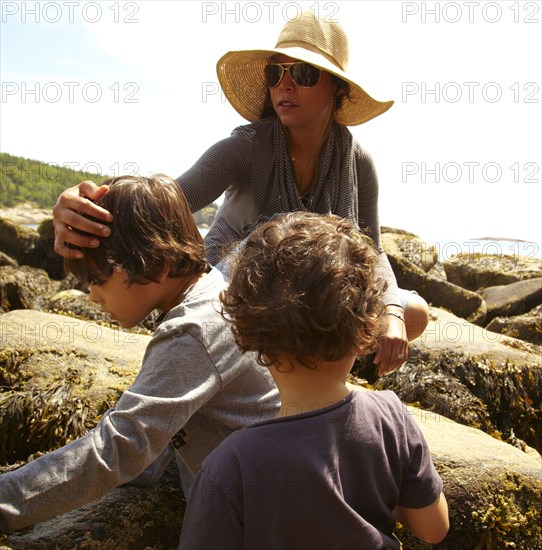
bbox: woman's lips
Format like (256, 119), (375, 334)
(277, 100), (299, 109)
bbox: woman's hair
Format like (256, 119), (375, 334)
(220, 212), (386, 367)
(64, 174), (208, 286)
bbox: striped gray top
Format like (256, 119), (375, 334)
(176, 116), (400, 306)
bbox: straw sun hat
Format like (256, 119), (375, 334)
(216, 11), (393, 126)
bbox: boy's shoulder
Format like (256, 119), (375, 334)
(151, 268), (231, 346)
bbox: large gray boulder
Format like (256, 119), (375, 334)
(409, 307), (541, 365)
(481, 277), (542, 323)
(0, 218), (64, 280)
(1, 310), (541, 549)
(395, 405), (542, 549)
(444, 253), (542, 291)
(0, 310), (150, 462)
(485, 304), (542, 345)
(380, 231), (438, 273)
(0, 266), (58, 313)
(386, 255), (487, 324)
(0, 219), (40, 267)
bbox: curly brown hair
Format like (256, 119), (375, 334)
(220, 212), (386, 367)
(64, 174), (208, 286)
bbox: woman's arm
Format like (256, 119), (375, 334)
(355, 145), (408, 374)
(176, 132), (249, 212)
(53, 131), (248, 258)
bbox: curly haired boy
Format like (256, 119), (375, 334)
(179, 212), (448, 549)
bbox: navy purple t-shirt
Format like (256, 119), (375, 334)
(179, 389), (443, 550)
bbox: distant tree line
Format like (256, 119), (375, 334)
(0, 153), (218, 226)
(0, 153), (108, 208)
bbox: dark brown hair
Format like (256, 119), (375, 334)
(220, 212), (386, 367)
(64, 174), (207, 286)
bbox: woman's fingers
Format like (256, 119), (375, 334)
(52, 182), (113, 258)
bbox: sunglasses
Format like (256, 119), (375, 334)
(264, 62), (321, 88)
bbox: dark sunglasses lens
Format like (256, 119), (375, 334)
(264, 64), (283, 87)
(290, 63), (320, 87)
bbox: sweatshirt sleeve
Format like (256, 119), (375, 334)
(354, 144), (402, 307)
(176, 131), (250, 213)
(0, 330), (222, 533)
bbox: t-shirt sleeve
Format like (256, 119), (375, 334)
(398, 407), (444, 509)
(176, 131), (249, 213)
(354, 144), (401, 307)
(0, 330), (223, 532)
(178, 444), (243, 550)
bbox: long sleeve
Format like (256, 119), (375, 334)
(354, 144), (401, 307)
(0, 332), (222, 533)
(176, 133), (250, 213)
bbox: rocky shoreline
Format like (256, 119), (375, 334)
(1, 215), (541, 549)
(0, 204), (53, 226)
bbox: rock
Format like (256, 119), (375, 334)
(0, 266), (58, 312)
(0, 310), (150, 463)
(48, 289), (114, 323)
(47, 288), (160, 332)
(373, 351), (542, 454)
(1, 461), (185, 550)
(0, 218), (64, 280)
(35, 219), (64, 280)
(481, 278), (542, 323)
(426, 261), (447, 281)
(410, 307), (541, 365)
(0, 204), (53, 226)
(485, 304), (542, 345)
(380, 232), (438, 273)
(355, 307), (542, 451)
(396, 405), (542, 549)
(1, 310), (541, 549)
(0, 218), (40, 267)
(444, 253), (542, 291)
(386, 255), (487, 324)
(0, 253), (17, 268)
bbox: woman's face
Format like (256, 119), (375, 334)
(269, 55), (337, 131)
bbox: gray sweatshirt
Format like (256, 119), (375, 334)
(0, 268), (279, 532)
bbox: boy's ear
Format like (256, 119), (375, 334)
(157, 262), (171, 283)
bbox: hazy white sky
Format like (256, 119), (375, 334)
(1, 0), (541, 250)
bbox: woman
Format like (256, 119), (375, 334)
(52, 12), (428, 374)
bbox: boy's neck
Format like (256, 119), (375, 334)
(269, 355), (355, 418)
(157, 272), (206, 314)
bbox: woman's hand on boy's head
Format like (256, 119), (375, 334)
(53, 181), (113, 259)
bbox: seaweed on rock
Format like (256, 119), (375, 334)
(367, 351), (542, 453)
(0, 368), (92, 465)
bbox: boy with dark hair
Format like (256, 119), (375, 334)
(179, 212), (449, 549)
(0, 175), (279, 539)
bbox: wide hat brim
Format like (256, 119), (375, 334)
(217, 48), (394, 126)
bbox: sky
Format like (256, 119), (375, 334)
(1, 0), (541, 256)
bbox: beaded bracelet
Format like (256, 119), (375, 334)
(384, 311), (405, 322)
